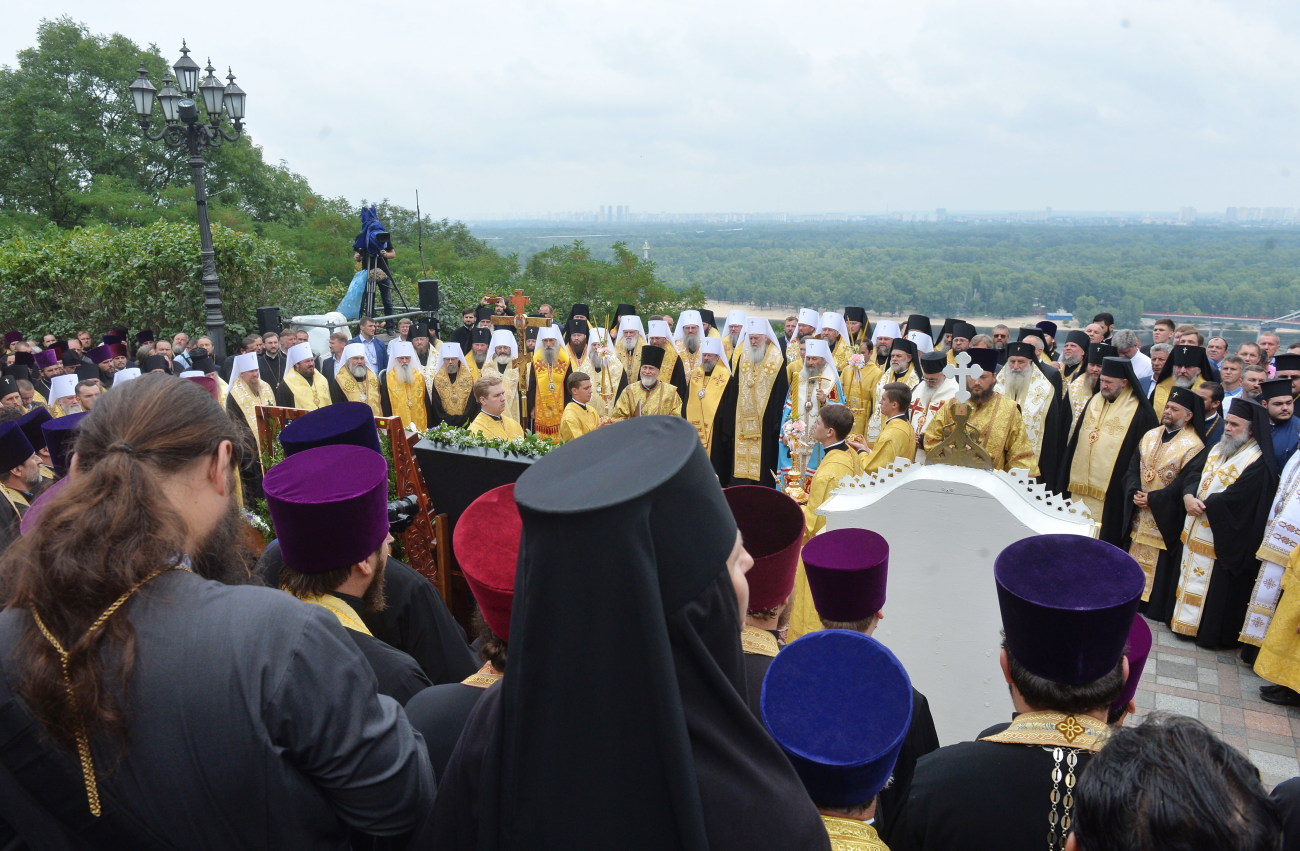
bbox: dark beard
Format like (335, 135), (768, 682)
(362, 557), (387, 612)
(190, 492), (260, 586)
(570, 342), (586, 358)
(969, 385), (994, 405)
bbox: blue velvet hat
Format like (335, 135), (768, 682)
(278, 401), (381, 457)
(0, 421), (34, 472)
(995, 535), (1143, 685)
(762, 630), (912, 808)
(17, 406), (52, 451)
(42, 412), (87, 476)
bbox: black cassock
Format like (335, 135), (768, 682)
(257, 542), (477, 686)
(404, 681), (491, 781)
(1061, 392), (1158, 548)
(1179, 453), (1278, 649)
(875, 689), (941, 842)
(889, 721), (1100, 851)
(429, 373), (482, 428)
(1030, 360), (1070, 495)
(329, 598), (431, 705)
(712, 359), (789, 488)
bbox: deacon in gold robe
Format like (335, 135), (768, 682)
(467, 374), (527, 441)
(867, 339), (922, 446)
(839, 344), (882, 438)
(381, 340), (431, 431)
(481, 329), (523, 423)
(611, 344), (681, 420)
(274, 341), (331, 411)
(910, 352), (957, 459)
(558, 371), (602, 443)
(429, 343), (481, 428)
(563, 319), (597, 376)
(225, 352), (276, 453)
(334, 342), (383, 417)
(526, 325), (571, 439)
(859, 382), (917, 476)
(923, 347), (1038, 476)
(1064, 356), (1159, 548)
(721, 318), (789, 487)
(1150, 343), (1212, 417)
(1123, 386), (1205, 616)
(685, 337), (732, 453)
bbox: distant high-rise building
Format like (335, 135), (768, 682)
(642, 240), (651, 261)
(1179, 207), (1197, 223)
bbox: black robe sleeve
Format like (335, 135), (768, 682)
(1203, 457), (1279, 577)
(1062, 395), (1158, 548)
(273, 380), (295, 409)
(379, 370), (393, 417)
(347, 630), (432, 705)
(877, 688), (941, 842)
(669, 360), (689, 407)
(708, 370), (740, 483)
(1036, 384), (1069, 495)
(757, 365), (791, 488)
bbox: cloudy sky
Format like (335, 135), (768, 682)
(4, 0), (1300, 217)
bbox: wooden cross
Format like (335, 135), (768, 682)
(944, 351), (985, 404)
(488, 289), (552, 423)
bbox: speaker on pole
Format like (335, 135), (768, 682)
(418, 279), (440, 312)
(256, 306), (282, 334)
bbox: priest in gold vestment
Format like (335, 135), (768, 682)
(840, 343), (882, 439)
(335, 342), (383, 417)
(274, 342), (331, 411)
(867, 339), (922, 446)
(673, 310), (707, 380)
(526, 325), (571, 439)
(859, 382), (917, 476)
(558, 371), (602, 443)
(910, 352), (957, 460)
(481, 329), (523, 423)
(611, 344), (681, 420)
(614, 314), (646, 378)
(226, 352), (276, 452)
(923, 347), (1038, 475)
(429, 343), (481, 428)
(380, 340), (431, 431)
(468, 373), (527, 440)
(585, 326), (625, 421)
(1064, 356), (1159, 548)
(818, 310), (852, 372)
(685, 337), (731, 453)
(721, 318), (789, 487)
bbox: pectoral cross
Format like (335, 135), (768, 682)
(944, 351), (985, 403)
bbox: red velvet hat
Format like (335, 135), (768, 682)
(453, 483), (520, 641)
(724, 485), (804, 612)
(106, 343), (128, 359)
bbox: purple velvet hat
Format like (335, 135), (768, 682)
(724, 485), (805, 612)
(761, 630), (912, 808)
(802, 528), (889, 623)
(87, 345), (112, 365)
(42, 412), (87, 476)
(278, 401), (382, 457)
(995, 535), (1143, 685)
(20, 476), (65, 536)
(17, 407), (51, 451)
(33, 349), (58, 370)
(2, 332), (22, 346)
(263, 444), (390, 574)
(0, 421), (34, 471)
(964, 347), (999, 374)
(1110, 614), (1153, 717)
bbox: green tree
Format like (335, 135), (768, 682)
(524, 240), (704, 326)
(1073, 295), (1099, 327)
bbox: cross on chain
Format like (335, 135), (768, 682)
(944, 351), (984, 404)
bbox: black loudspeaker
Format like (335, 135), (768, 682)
(256, 306), (282, 334)
(418, 279), (440, 312)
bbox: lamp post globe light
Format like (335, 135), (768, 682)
(129, 42), (247, 362)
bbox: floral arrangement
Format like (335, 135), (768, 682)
(848, 353), (866, 368)
(782, 420), (806, 438)
(420, 422), (557, 459)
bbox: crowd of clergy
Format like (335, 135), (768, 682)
(0, 306), (1297, 849)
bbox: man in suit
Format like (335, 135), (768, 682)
(350, 316), (388, 376)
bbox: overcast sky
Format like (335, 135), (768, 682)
(5, 0), (1300, 218)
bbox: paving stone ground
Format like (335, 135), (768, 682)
(1132, 616), (1300, 790)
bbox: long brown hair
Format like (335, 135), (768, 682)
(3, 374), (242, 754)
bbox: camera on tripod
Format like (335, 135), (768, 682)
(387, 495), (422, 535)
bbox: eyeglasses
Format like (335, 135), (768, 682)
(992, 333), (1008, 340)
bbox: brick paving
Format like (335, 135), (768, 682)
(1132, 615), (1300, 790)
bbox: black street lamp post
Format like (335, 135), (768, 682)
(129, 42), (247, 362)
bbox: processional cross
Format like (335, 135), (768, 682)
(489, 289), (553, 424)
(942, 350), (985, 404)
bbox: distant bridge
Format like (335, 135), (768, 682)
(1140, 311), (1300, 333)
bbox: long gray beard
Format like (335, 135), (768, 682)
(542, 348), (558, 366)
(747, 342), (766, 364)
(918, 382), (940, 404)
(1218, 431), (1250, 458)
(496, 355), (512, 370)
(703, 362), (715, 376)
(728, 332), (740, 349)
(892, 365), (909, 378)
(348, 365), (367, 381)
(1002, 371), (1030, 401)
(684, 333), (701, 354)
(623, 337), (637, 351)
(1174, 375), (1195, 389)
(1062, 354), (1082, 367)
(641, 377), (658, 390)
(395, 363), (415, 384)
(473, 352), (486, 368)
(800, 367), (814, 383)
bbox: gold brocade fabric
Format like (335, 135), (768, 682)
(867, 369), (920, 445)
(297, 593), (373, 636)
(820, 815), (890, 851)
(908, 381), (957, 448)
(995, 366), (1055, 457)
(615, 338), (644, 377)
(611, 381), (681, 420)
(468, 412), (526, 441)
(675, 342), (703, 379)
(923, 393), (1038, 475)
(741, 625), (779, 657)
(0, 485), (29, 520)
(686, 364), (732, 451)
(1127, 425), (1204, 600)
(336, 368), (382, 416)
(788, 366), (842, 430)
(433, 369), (474, 416)
(1172, 439), (1262, 637)
(1068, 388), (1140, 501)
(840, 361), (882, 437)
(282, 369), (329, 411)
(385, 371), (428, 431)
(802, 447), (858, 540)
(1255, 546), (1300, 690)
(861, 416), (917, 476)
(481, 363), (522, 422)
(658, 345), (682, 383)
(228, 378), (276, 452)
(531, 351), (571, 437)
(558, 401), (601, 443)
(462, 662), (504, 689)
(1242, 458), (1300, 644)
(1067, 373), (1095, 433)
(733, 344), (784, 481)
(1152, 375), (1206, 418)
(980, 710), (1111, 751)
(828, 338), (850, 372)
